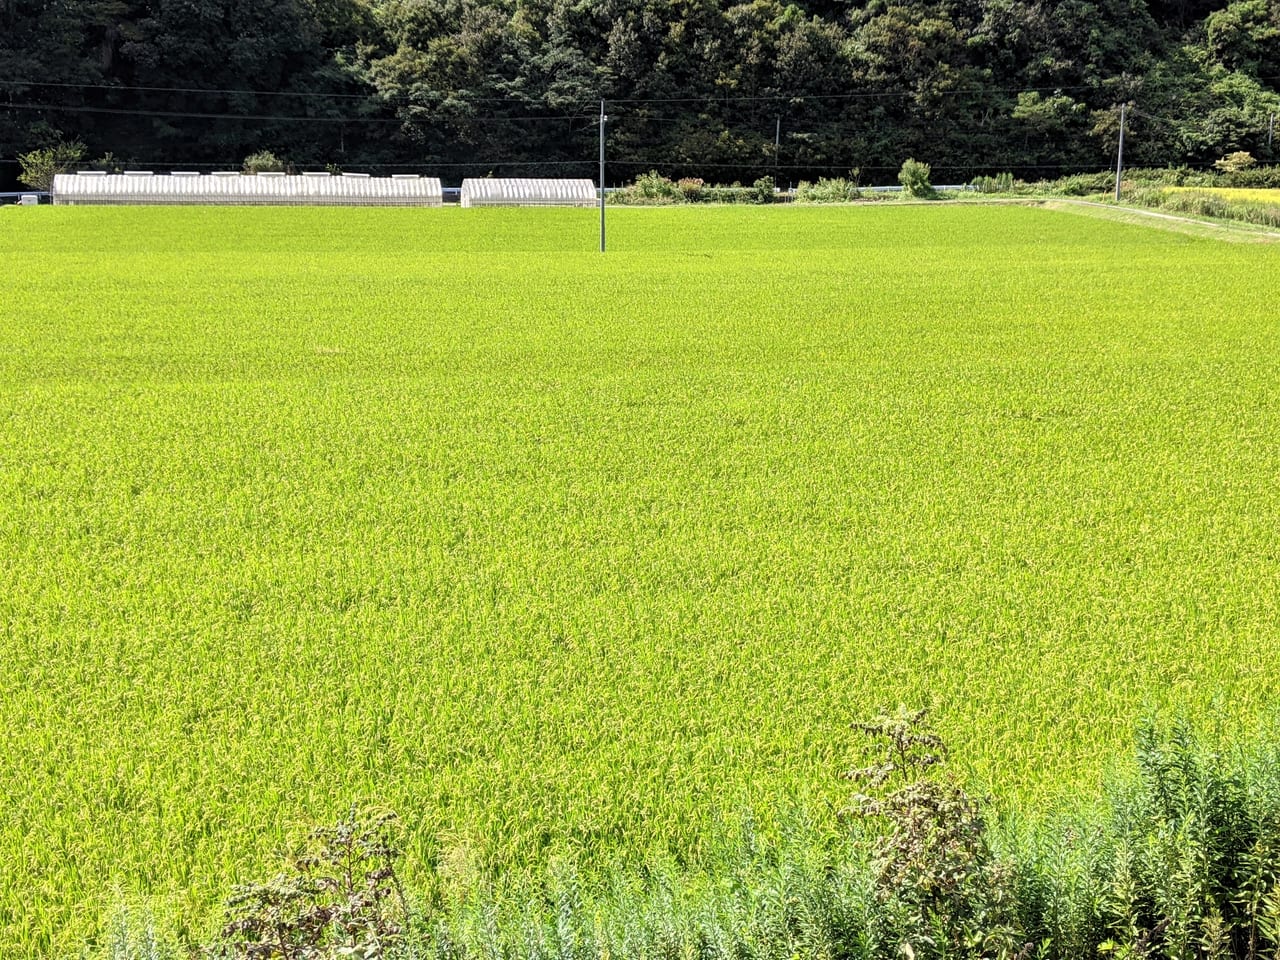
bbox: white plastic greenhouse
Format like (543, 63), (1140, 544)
(51, 171), (444, 206)
(459, 179), (597, 207)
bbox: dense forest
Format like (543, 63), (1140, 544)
(2, 0), (1279, 189)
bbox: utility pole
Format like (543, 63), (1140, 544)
(1114, 102), (1126, 202)
(774, 117), (781, 170)
(599, 99), (607, 254)
(1269, 112), (1275, 153)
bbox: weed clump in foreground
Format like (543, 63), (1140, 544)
(846, 707), (1019, 959)
(216, 808), (407, 959)
(844, 712), (1280, 960)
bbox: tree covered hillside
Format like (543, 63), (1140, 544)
(2, 0), (1278, 186)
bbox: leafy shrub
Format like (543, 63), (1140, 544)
(677, 177), (704, 201)
(846, 708), (1020, 960)
(751, 176), (776, 204)
(898, 158), (935, 198)
(217, 808), (407, 959)
(243, 151), (286, 175)
(1215, 151), (1257, 173)
(17, 140), (86, 190)
(610, 170), (685, 204)
(631, 170), (684, 203)
(702, 184), (762, 203)
(796, 177), (861, 203)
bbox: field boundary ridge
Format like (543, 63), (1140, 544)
(1027, 197), (1280, 241)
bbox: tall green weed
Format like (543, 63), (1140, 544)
(795, 177), (861, 203)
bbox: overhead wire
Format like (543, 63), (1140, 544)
(0, 78), (600, 111)
(0, 101), (594, 124)
(20, 76), (1276, 106)
(4, 78), (1274, 130)
(3, 82), (1274, 182)
(605, 84), (1101, 104)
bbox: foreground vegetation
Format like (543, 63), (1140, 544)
(2, 205), (1279, 957)
(112, 715), (1280, 960)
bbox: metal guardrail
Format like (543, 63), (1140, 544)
(1, 191), (49, 203)
(861, 184), (974, 192)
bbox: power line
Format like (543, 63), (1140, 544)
(0, 78), (599, 110)
(0, 78), (1089, 103)
(20, 97), (1264, 132)
(0, 101), (592, 124)
(609, 79), (1280, 105)
(606, 83), (1108, 105)
(2, 156), (1156, 171)
(3, 74), (1279, 118)
(606, 159), (1139, 171)
(16, 77), (1280, 107)
(0, 78), (387, 100)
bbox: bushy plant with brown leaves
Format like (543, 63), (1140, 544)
(846, 707), (1024, 960)
(216, 808), (407, 960)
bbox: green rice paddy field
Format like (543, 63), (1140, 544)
(2, 204), (1279, 956)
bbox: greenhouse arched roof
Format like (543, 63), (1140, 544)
(52, 171), (445, 206)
